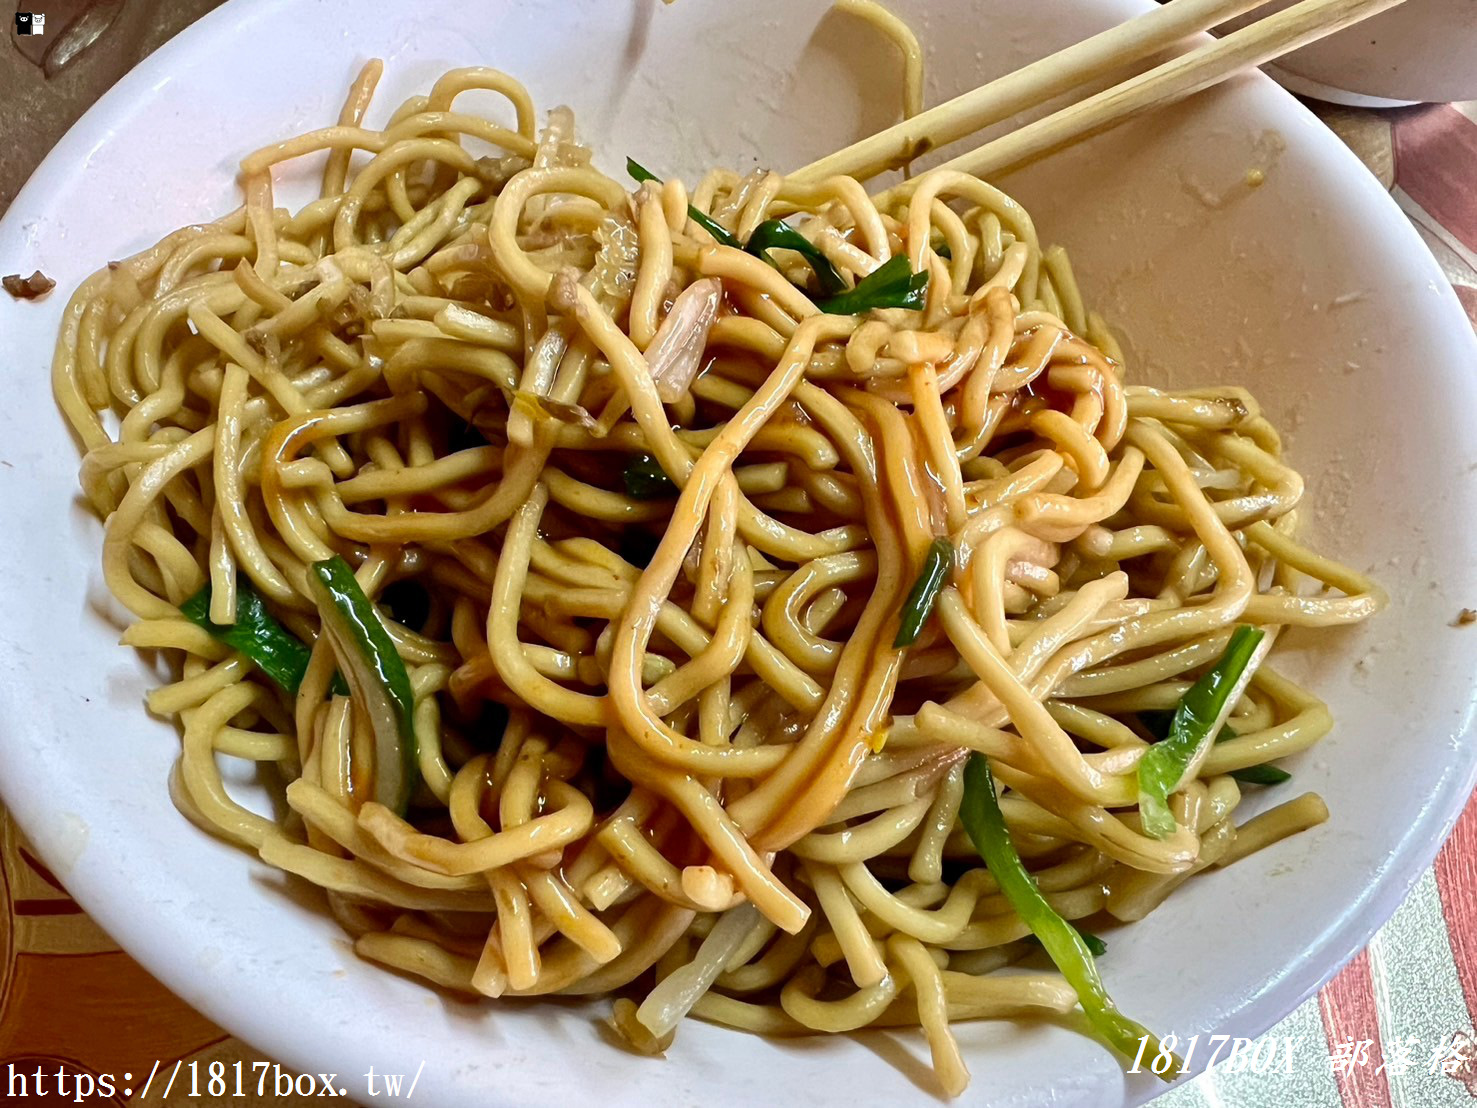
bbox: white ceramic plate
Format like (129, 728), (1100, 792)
(1, 1), (1475, 1105)
(1225, 0), (1477, 105)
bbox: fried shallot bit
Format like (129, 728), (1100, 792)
(2, 270), (55, 300)
(547, 266), (582, 316)
(645, 277), (722, 403)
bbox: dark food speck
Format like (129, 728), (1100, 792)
(3, 270), (56, 300)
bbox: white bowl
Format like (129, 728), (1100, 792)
(1227, 0), (1477, 104)
(1, 1), (1475, 1105)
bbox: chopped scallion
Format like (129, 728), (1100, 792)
(894, 538), (952, 649)
(1229, 763), (1292, 786)
(626, 158), (742, 249)
(961, 753), (1180, 1078)
(817, 253), (929, 315)
(622, 454), (677, 500)
(306, 557), (420, 813)
(744, 218), (845, 295)
(1137, 626), (1267, 838)
(180, 583), (346, 695)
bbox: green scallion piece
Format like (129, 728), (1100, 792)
(1229, 763), (1292, 786)
(1137, 626), (1267, 839)
(744, 218), (846, 295)
(626, 159), (925, 308)
(1146, 713), (1290, 787)
(894, 538), (952, 649)
(1074, 928), (1108, 958)
(625, 157), (659, 185)
(622, 454), (677, 500)
(180, 583), (346, 696)
(961, 753), (1180, 1079)
(1027, 927), (1107, 958)
(816, 253), (930, 315)
(626, 157), (743, 249)
(306, 556), (419, 813)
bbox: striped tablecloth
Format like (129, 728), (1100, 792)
(1, 85), (1475, 1108)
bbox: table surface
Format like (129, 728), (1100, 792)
(4, 6), (1477, 1106)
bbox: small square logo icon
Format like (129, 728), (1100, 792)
(14, 12), (44, 35)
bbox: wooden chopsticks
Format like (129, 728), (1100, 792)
(793, 0), (1409, 191)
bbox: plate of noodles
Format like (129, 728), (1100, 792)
(1, 0), (1475, 1104)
